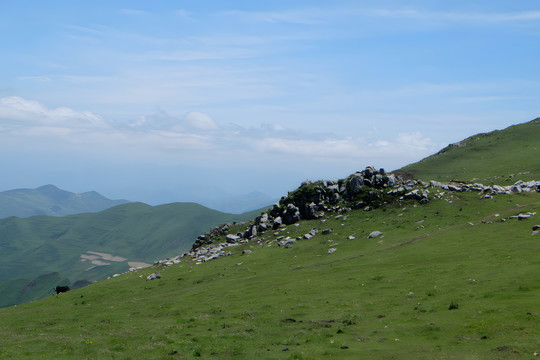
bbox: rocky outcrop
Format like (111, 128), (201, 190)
(176, 167), (540, 266)
(267, 166), (407, 227)
(182, 167), (416, 256)
(191, 223), (234, 251)
(429, 179), (540, 198)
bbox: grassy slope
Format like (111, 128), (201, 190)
(2, 119), (540, 358)
(0, 202), (261, 308)
(0, 190), (539, 359)
(396, 118), (540, 183)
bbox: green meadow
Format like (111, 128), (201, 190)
(1, 119), (540, 359)
(398, 118), (540, 183)
(1, 189), (539, 359)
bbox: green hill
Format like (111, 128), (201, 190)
(395, 117), (540, 183)
(0, 202), (261, 308)
(0, 119), (539, 358)
(0, 184), (130, 219)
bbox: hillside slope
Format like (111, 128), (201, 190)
(0, 202), (261, 308)
(0, 184), (130, 219)
(0, 166), (539, 358)
(396, 117), (540, 183)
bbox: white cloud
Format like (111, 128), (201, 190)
(369, 8), (540, 24)
(184, 111), (220, 131)
(0, 96), (109, 129)
(223, 6), (540, 28)
(222, 9), (327, 25)
(0, 96), (438, 172)
(249, 132), (435, 161)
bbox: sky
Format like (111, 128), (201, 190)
(1, 1), (539, 209)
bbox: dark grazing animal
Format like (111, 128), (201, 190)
(54, 286), (70, 294)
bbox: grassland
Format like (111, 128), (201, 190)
(397, 118), (540, 183)
(1, 118), (540, 358)
(1, 188), (539, 359)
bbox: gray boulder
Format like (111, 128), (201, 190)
(226, 234), (241, 243)
(146, 272), (161, 281)
(272, 216), (283, 229)
(282, 204), (301, 225)
(368, 231), (383, 239)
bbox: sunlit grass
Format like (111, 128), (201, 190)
(1, 190), (539, 358)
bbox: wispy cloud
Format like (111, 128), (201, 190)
(17, 76), (52, 82)
(0, 96), (109, 129)
(222, 8), (328, 25)
(224, 6), (540, 29)
(369, 8), (540, 24)
(63, 24), (105, 36)
(0, 96), (437, 169)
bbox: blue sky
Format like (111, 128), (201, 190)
(1, 1), (539, 209)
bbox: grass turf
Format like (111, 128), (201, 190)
(1, 190), (539, 359)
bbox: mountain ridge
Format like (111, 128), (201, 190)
(0, 184), (131, 219)
(395, 117), (540, 182)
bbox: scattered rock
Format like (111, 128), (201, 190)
(304, 227), (319, 239)
(368, 231), (383, 239)
(226, 234), (241, 243)
(156, 168), (540, 272)
(146, 272), (161, 281)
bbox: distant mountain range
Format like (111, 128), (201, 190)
(0, 184), (130, 219)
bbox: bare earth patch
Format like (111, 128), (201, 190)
(128, 262), (152, 269)
(80, 251), (129, 270)
(86, 251), (127, 262)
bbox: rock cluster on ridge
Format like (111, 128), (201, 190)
(148, 166), (540, 267)
(187, 166), (414, 257)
